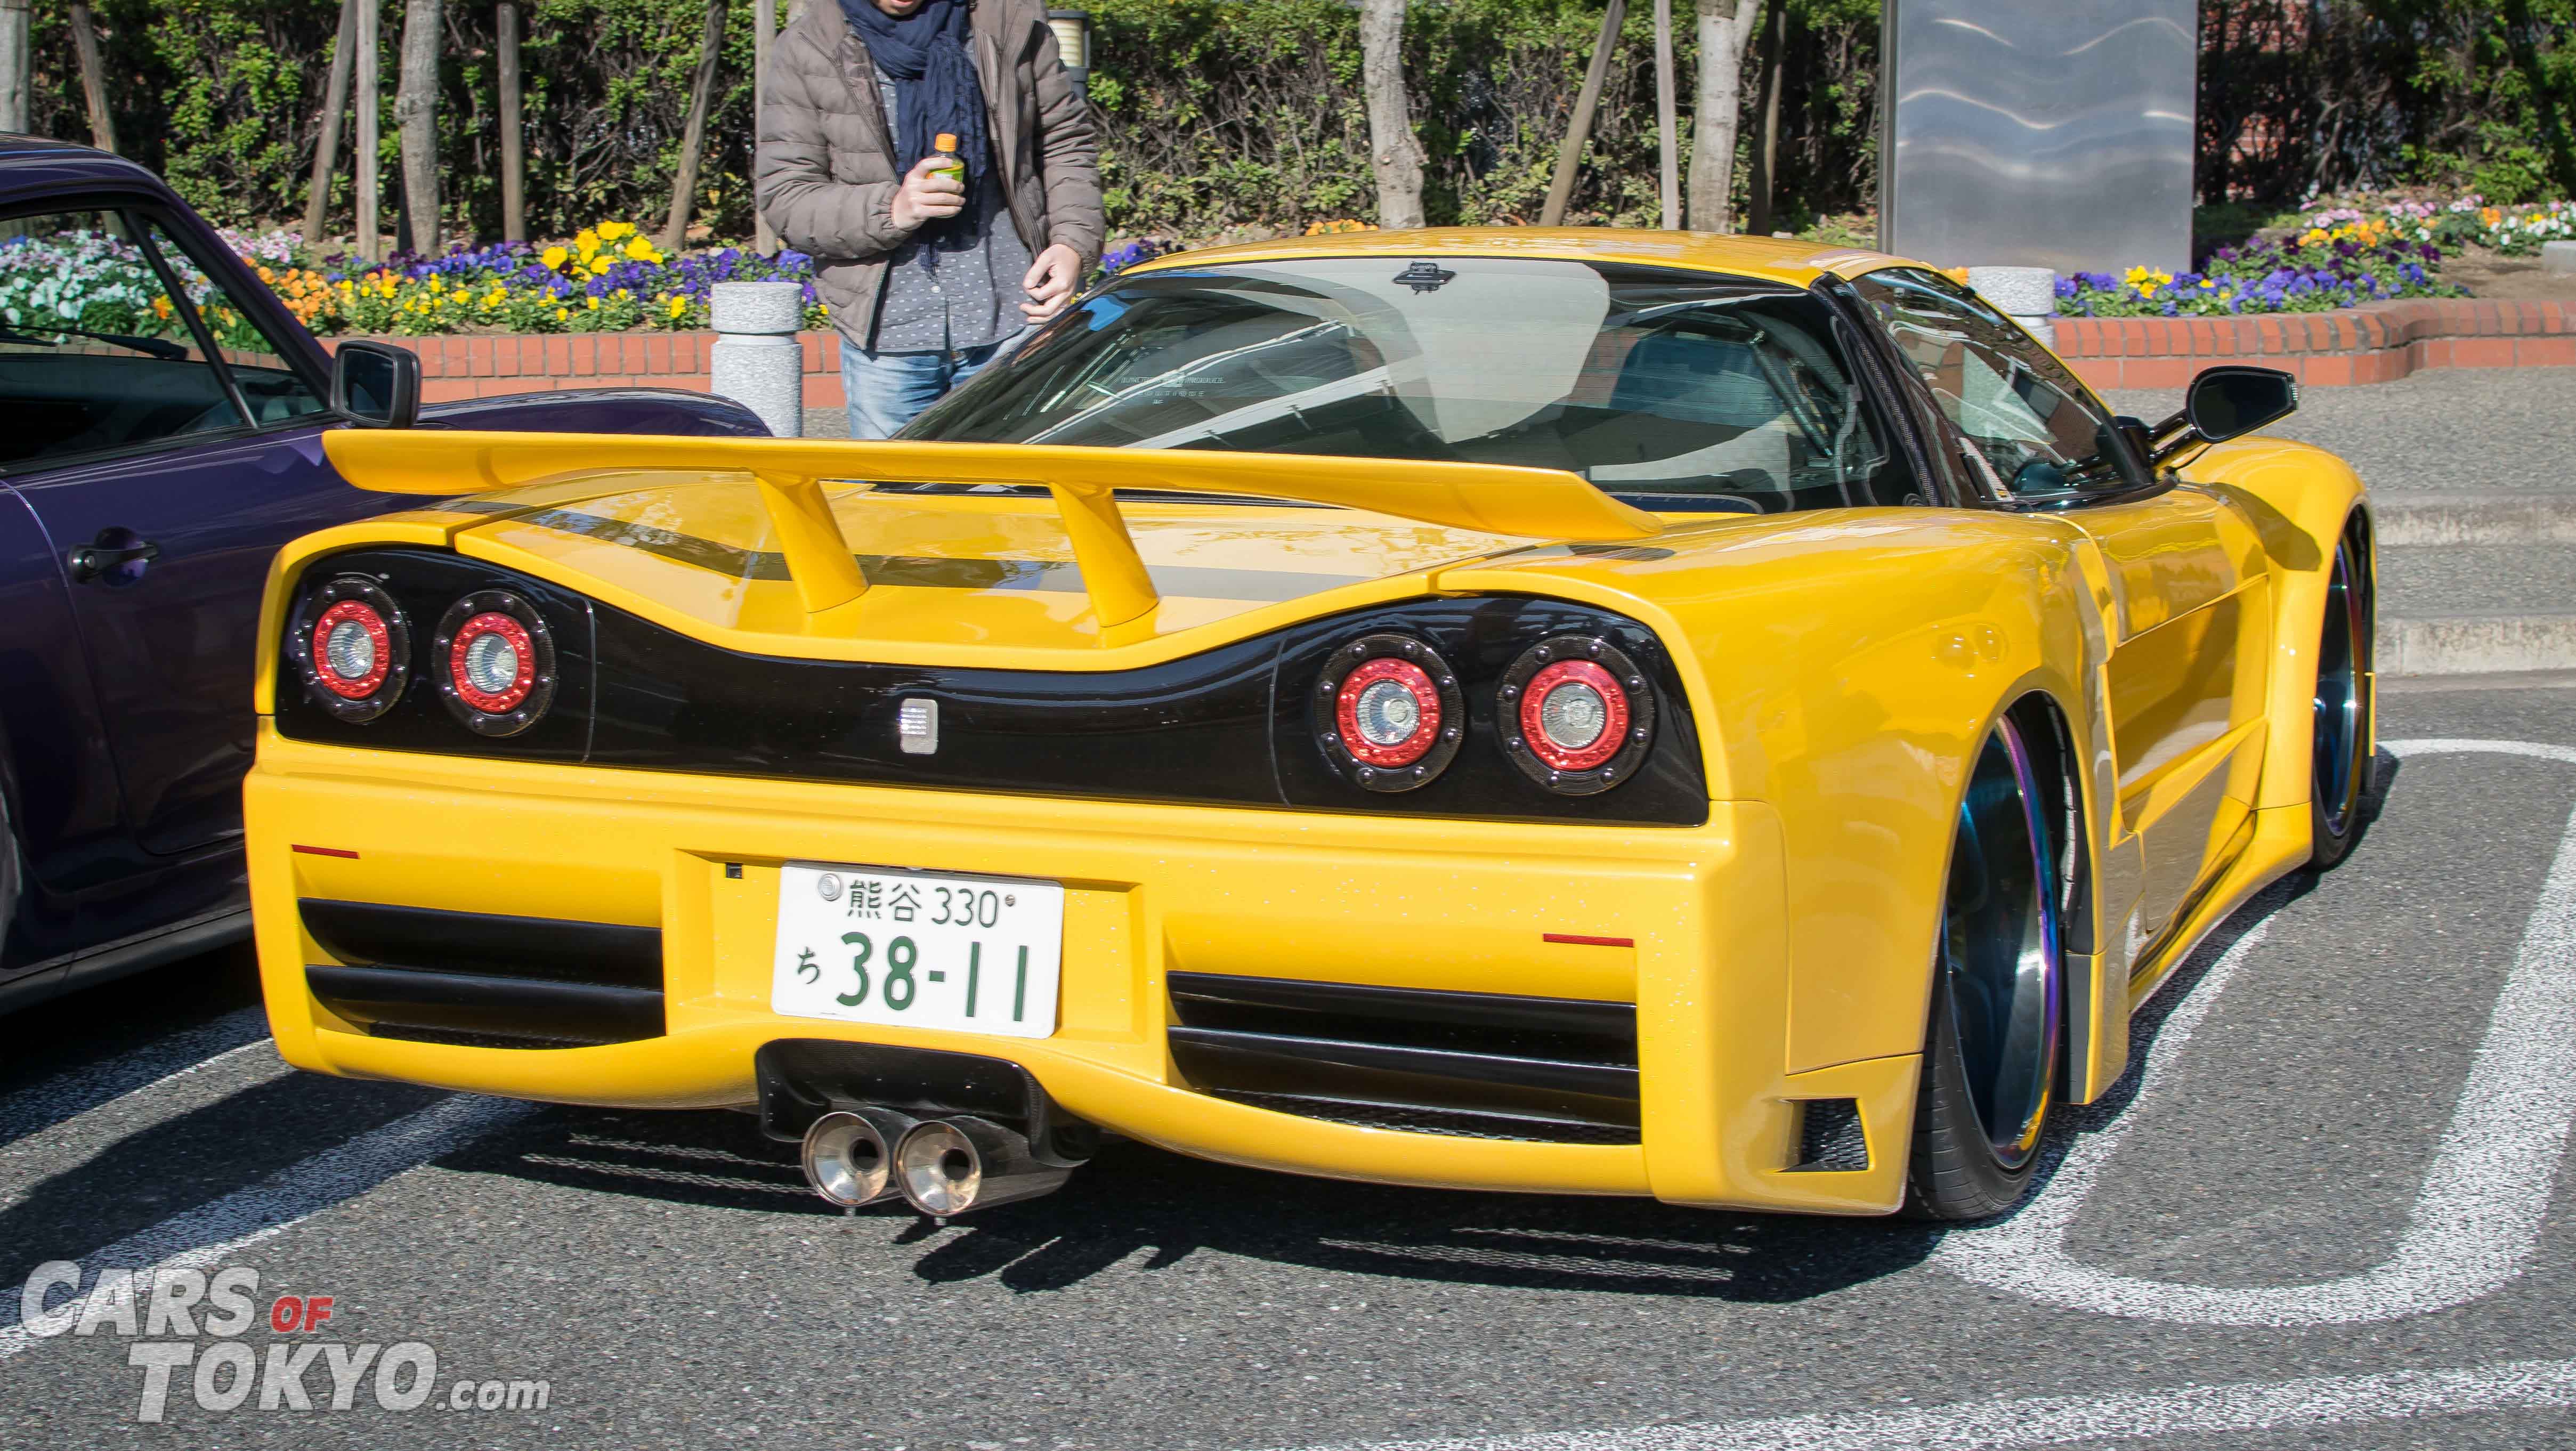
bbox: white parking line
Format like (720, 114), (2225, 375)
(1282, 1356), (2576, 1450)
(0, 1006), (271, 1149)
(0, 1093), (533, 1362)
(1938, 738), (2576, 1325)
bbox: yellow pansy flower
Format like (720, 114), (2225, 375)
(541, 245), (570, 271)
(588, 256), (614, 275)
(597, 221), (634, 241)
(622, 238), (661, 263)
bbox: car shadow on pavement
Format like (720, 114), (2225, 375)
(450, 1106), (1946, 1302)
(444, 749), (2407, 1305)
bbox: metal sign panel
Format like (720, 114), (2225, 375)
(1881, 0), (2196, 275)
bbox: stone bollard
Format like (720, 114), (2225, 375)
(708, 281), (807, 438)
(2545, 240), (2576, 277)
(1966, 265), (2060, 339)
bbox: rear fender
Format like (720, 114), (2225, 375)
(1443, 511), (2115, 1078)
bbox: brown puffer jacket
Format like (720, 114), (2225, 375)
(755, 0), (1104, 348)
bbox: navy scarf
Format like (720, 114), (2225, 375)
(842, 0), (991, 260)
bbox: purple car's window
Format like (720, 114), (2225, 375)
(138, 221), (329, 428)
(906, 257), (1919, 514)
(0, 211), (246, 467)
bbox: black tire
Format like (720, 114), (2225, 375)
(1904, 714), (2065, 1221)
(2307, 526), (2375, 870)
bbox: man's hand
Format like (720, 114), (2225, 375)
(888, 155), (967, 231)
(1021, 244), (1082, 323)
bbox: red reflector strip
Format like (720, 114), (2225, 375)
(1543, 933), (1633, 948)
(291, 845), (360, 860)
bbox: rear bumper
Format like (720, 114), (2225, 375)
(246, 728), (1918, 1213)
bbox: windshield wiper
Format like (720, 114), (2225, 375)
(0, 323), (192, 360)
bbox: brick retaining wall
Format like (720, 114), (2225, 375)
(325, 330), (853, 407)
(331, 295), (2573, 410)
(2046, 297), (2575, 390)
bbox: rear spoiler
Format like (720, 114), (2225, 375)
(320, 432), (1662, 628)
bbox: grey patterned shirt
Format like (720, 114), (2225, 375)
(870, 78), (1034, 354)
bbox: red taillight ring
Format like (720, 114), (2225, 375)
(434, 589), (556, 737)
(1519, 659), (1629, 772)
(311, 599), (392, 700)
(295, 576), (410, 723)
(448, 611), (537, 714)
(1335, 656), (1441, 767)
(1310, 634), (1464, 793)
(1498, 636), (1657, 795)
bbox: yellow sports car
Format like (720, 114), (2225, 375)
(245, 230), (2371, 1221)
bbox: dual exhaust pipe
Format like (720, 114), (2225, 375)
(799, 1107), (1073, 1215)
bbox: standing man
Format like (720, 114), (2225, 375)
(758, 0), (1103, 439)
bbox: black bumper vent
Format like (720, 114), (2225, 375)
(1789, 1097), (1868, 1172)
(1167, 972), (1640, 1144)
(301, 899), (664, 1048)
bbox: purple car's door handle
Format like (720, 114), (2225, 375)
(68, 528), (163, 586)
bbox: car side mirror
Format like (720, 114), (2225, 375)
(331, 340), (422, 428)
(2183, 365), (2297, 444)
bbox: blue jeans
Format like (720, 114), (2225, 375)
(841, 338), (1005, 440)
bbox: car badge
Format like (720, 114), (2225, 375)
(815, 873), (843, 902)
(1394, 261), (1455, 294)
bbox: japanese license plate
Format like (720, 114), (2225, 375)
(771, 862), (1063, 1039)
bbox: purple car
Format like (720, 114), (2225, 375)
(0, 136), (767, 1011)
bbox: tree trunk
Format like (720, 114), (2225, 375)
(1687, 0), (1761, 233)
(68, 3), (116, 152)
(753, 0), (776, 253)
(1651, 0), (1679, 228)
(497, 0), (524, 242)
(1357, 0), (1423, 230)
(1745, 0), (1783, 235)
(394, 0), (443, 255)
(0, 0), (31, 135)
(1541, 0), (1626, 227)
(304, 0), (358, 242)
(662, 0), (726, 255)
(355, 0), (381, 261)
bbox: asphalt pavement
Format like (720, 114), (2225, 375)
(4, 683), (2574, 1447)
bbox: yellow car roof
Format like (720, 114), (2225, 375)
(1122, 226), (1908, 288)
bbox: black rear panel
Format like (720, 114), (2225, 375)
(276, 549), (1708, 824)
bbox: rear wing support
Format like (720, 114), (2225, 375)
(321, 432), (1662, 630)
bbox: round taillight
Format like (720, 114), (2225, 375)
(1336, 658), (1440, 767)
(1520, 660), (1629, 772)
(1311, 634), (1463, 792)
(295, 576), (410, 722)
(313, 601), (392, 700)
(434, 590), (556, 737)
(1500, 636), (1657, 794)
(450, 612), (535, 713)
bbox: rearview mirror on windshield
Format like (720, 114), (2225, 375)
(331, 340), (422, 428)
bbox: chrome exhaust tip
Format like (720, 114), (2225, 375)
(893, 1116), (1072, 1216)
(800, 1107), (917, 1207)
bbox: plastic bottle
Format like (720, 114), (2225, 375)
(928, 133), (965, 185)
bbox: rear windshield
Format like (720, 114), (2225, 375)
(904, 257), (1914, 513)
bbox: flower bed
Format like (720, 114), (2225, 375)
(2057, 218), (2455, 318)
(264, 222), (828, 336)
(2062, 196), (2571, 318)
